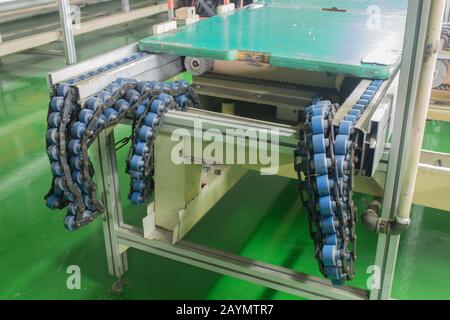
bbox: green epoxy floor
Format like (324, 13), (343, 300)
(1, 17), (450, 300)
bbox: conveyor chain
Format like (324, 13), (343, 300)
(44, 52), (199, 231)
(294, 80), (383, 285)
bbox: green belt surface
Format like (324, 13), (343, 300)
(139, 1), (407, 79)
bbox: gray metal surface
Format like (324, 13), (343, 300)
(58, 0), (77, 64)
(116, 225), (369, 300)
(370, 0), (432, 300)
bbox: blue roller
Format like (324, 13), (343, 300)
(71, 122), (86, 139)
(365, 89), (376, 97)
(125, 89), (141, 104)
(176, 95), (189, 110)
(114, 78), (128, 87)
(353, 104), (365, 111)
(334, 135), (349, 155)
(65, 192), (75, 202)
(57, 84), (71, 97)
(361, 94), (373, 101)
(114, 99), (130, 113)
(82, 210), (93, 220)
(338, 121), (353, 136)
(171, 82), (181, 95)
(129, 170), (144, 179)
(136, 82), (152, 95)
(358, 99), (369, 107)
(158, 93), (172, 107)
(46, 194), (61, 209)
(311, 116), (327, 135)
(71, 170), (83, 185)
(83, 194), (92, 208)
(48, 112), (61, 128)
(325, 234), (338, 245)
(64, 214), (76, 231)
(310, 107), (325, 117)
(86, 97), (104, 111)
(130, 192), (143, 205)
(149, 81), (161, 92)
(47, 145), (59, 161)
(144, 113), (159, 127)
(312, 134), (328, 154)
(105, 83), (121, 95)
(103, 108), (119, 122)
(322, 245), (338, 266)
(150, 99), (165, 114)
(53, 184), (65, 195)
(46, 128), (59, 144)
(138, 125), (153, 142)
(136, 104), (147, 117)
(97, 90), (112, 103)
(50, 97), (65, 112)
(77, 182), (89, 194)
(321, 217), (337, 234)
(325, 267), (341, 281)
(135, 142), (148, 156)
(319, 195), (335, 217)
(133, 180), (145, 192)
(349, 109), (361, 118)
(313, 153), (329, 175)
(79, 109), (94, 123)
(54, 177), (66, 191)
(51, 161), (64, 177)
(130, 155), (144, 171)
(162, 83), (172, 93)
(178, 80), (189, 93)
(316, 174), (334, 196)
(372, 80), (383, 87)
(96, 114), (107, 128)
(68, 139), (81, 155)
(344, 115), (357, 123)
(70, 156), (82, 170)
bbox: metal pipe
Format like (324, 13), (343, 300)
(445, 0), (450, 22)
(121, 0), (130, 12)
(0, 4), (168, 58)
(167, 0), (174, 19)
(58, 0), (77, 64)
(363, 0), (445, 237)
(396, 0), (445, 222)
(0, 0), (54, 12)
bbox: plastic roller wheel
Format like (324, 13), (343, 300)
(48, 112), (62, 128)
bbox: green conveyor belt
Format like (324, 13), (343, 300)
(139, 0), (407, 79)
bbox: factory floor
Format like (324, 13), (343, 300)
(1, 16), (450, 300)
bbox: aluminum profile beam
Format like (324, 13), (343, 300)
(0, 3), (168, 58)
(116, 225), (369, 300)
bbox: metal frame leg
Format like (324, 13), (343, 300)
(58, 0), (77, 64)
(95, 130), (128, 278)
(370, 0), (435, 300)
(122, 0), (130, 13)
